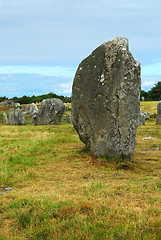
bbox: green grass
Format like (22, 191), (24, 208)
(0, 102), (161, 239)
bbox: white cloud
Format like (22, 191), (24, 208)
(141, 60), (161, 90)
(0, 85), (18, 95)
(142, 80), (156, 87)
(0, 65), (76, 78)
(0, 71), (74, 97)
(0, 0), (160, 64)
(0, 76), (8, 81)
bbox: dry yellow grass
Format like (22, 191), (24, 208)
(140, 101), (158, 115)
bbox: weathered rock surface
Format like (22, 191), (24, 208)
(21, 105), (26, 112)
(144, 111), (150, 120)
(142, 137), (157, 140)
(14, 103), (20, 108)
(0, 100), (14, 106)
(8, 108), (26, 125)
(138, 108), (145, 125)
(30, 103), (38, 125)
(25, 105), (30, 114)
(72, 37), (141, 160)
(22, 105), (30, 114)
(37, 98), (65, 125)
(3, 112), (8, 124)
(156, 101), (161, 124)
(66, 114), (72, 123)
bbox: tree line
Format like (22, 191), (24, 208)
(0, 92), (71, 104)
(0, 81), (161, 104)
(140, 81), (161, 101)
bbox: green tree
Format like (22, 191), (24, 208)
(11, 96), (18, 103)
(148, 81), (161, 100)
(140, 90), (151, 101)
(18, 95), (32, 104)
(0, 96), (7, 102)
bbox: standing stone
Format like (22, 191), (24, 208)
(72, 37), (141, 160)
(66, 114), (72, 123)
(14, 103), (20, 108)
(37, 98), (65, 125)
(8, 108), (15, 124)
(8, 108), (26, 125)
(21, 105), (26, 112)
(25, 105), (30, 114)
(144, 111), (150, 120)
(3, 112), (8, 124)
(15, 108), (26, 125)
(30, 103), (38, 125)
(138, 108), (145, 125)
(156, 101), (161, 124)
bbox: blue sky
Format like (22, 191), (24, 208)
(0, 0), (161, 98)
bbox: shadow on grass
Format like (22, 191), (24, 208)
(77, 147), (136, 171)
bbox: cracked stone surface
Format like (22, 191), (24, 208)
(156, 101), (161, 124)
(71, 37), (141, 160)
(8, 108), (26, 125)
(138, 108), (145, 125)
(30, 103), (39, 125)
(3, 112), (8, 124)
(37, 98), (65, 125)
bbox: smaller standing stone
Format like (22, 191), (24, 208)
(156, 101), (161, 124)
(8, 108), (15, 124)
(21, 105), (26, 112)
(15, 108), (26, 125)
(66, 114), (72, 123)
(8, 108), (26, 125)
(3, 112), (8, 124)
(14, 103), (20, 108)
(138, 108), (145, 125)
(37, 98), (65, 125)
(25, 105), (30, 114)
(30, 103), (38, 125)
(144, 112), (150, 120)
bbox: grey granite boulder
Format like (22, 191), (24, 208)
(66, 114), (72, 123)
(3, 112), (8, 124)
(8, 108), (26, 125)
(25, 105), (30, 114)
(21, 105), (26, 112)
(14, 103), (20, 108)
(72, 37), (141, 160)
(8, 108), (15, 124)
(144, 111), (150, 120)
(37, 98), (65, 125)
(30, 103), (38, 125)
(156, 101), (161, 124)
(138, 108), (145, 125)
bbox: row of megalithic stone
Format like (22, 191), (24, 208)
(3, 98), (72, 125)
(3, 100), (161, 126)
(138, 102), (161, 125)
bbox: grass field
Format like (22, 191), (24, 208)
(0, 102), (161, 239)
